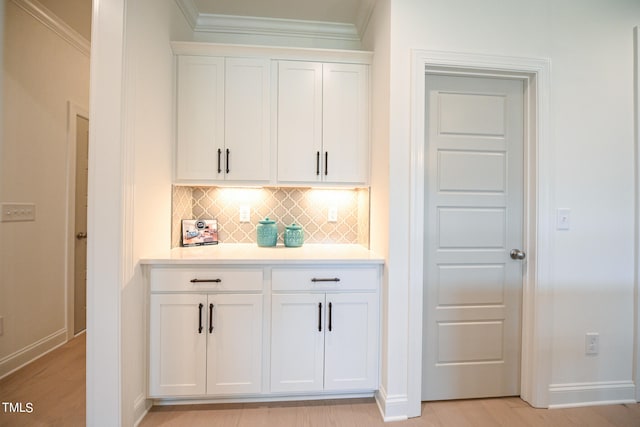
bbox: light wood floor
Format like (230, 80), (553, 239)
(0, 333), (85, 427)
(2, 334), (640, 426)
(140, 397), (640, 427)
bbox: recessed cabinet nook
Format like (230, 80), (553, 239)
(144, 42), (381, 407)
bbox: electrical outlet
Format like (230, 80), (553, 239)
(239, 206), (250, 223)
(1, 203), (36, 222)
(585, 332), (599, 355)
(328, 207), (338, 223)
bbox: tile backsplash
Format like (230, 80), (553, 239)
(172, 186), (370, 248)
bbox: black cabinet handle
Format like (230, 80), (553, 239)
(217, 148), (222, 174)
(190, 278), (222, 283)
(324, 151), (328, 176)
(328, 302), (332, 332)
(226, 149), (230, 174)
(316, 151), (320, 176)
(311, 278), (340, 283)
(318, 302), (322, 332)
(198, 303), (204, 334)
(209, 303), (214, 333)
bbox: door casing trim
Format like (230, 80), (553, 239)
(408, 50), (552, 416)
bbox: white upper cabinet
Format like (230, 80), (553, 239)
(175, 56), (271, 183)
(224, 58), (271, 182)
(176, 56), (224, 181)
(276, 61), (323, 183)
(172, 42), (371, 186)
(277, 61), (370, 185)
(322, 63), (369, 184)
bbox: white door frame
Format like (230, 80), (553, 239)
(634, 26), (640, 403)
(408, 50), (553, 416)
(65, 101), (89, 341)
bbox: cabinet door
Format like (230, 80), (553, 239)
(271, 294), (325, 392)
(324, 292), (379, 391)
(149, 294), (207, 396)
(176, 56), (225, 181)
(206, 294), (263, 395)
(322, 63), (369, 184)
(225, 58), (271, 182)
(277, 61), (323, 183)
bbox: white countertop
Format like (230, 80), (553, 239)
(140, 244), (384, 265)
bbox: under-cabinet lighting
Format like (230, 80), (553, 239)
(216, 187), (265, 205)
(307, 188), (358, 208)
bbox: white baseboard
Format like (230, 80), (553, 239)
(0, 328), (67, 379)
(133, 393), (152, 427)
(375, 385), (409, 422)
(548, 381), (636, 408)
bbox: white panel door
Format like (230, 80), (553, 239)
(206, 294), (263, 395)
(277, 61), (323, 183)
(176, 56), (225, 181)
(422, 75), (524, 400)
(271, 293), (325, 393)
(149, 294), (207, 396)
(322, 63), (369, 184)
(224, 57), (271, 182)
(324, 292), (379, 391)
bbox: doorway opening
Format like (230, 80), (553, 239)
(66, 102), (89, 338)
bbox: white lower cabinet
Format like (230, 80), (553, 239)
(148, 263), (380, 401)
(149, 293), (263, 397)
(270, 267), (380, 393)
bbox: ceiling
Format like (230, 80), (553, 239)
(38, 0), (92, 41)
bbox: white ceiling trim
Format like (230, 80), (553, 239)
(196, 13), (360, 41)
(11, 0), (90, 57)
(176, 0), (361, 42)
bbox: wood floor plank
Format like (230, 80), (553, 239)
(481, 397), (536, 427)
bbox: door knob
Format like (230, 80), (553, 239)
(76, 232), (87, 240)
(510, 249), (526, 260)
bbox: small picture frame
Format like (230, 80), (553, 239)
(181, 219), (218, 247)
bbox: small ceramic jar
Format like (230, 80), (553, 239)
(257, 217), (278, 247)
(284, 223), (304, 247)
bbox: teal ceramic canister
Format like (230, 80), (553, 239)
(257, 217), (278, 247)
(284, 223), (304, 247)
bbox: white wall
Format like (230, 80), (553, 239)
(379, 0), (639, 414)
(0, 0), (89, 377)
(88, 0), (192, 424)
(120, 0), (192, 425)
(361, 0), (407, 419)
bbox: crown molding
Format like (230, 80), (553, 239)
(11, 0), (90, 57)
(195, 13), (360, 41)
(175, 0), (362, 43)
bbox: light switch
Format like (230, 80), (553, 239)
(556, 208), (570, 230)
(1, 203), (36, 222)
